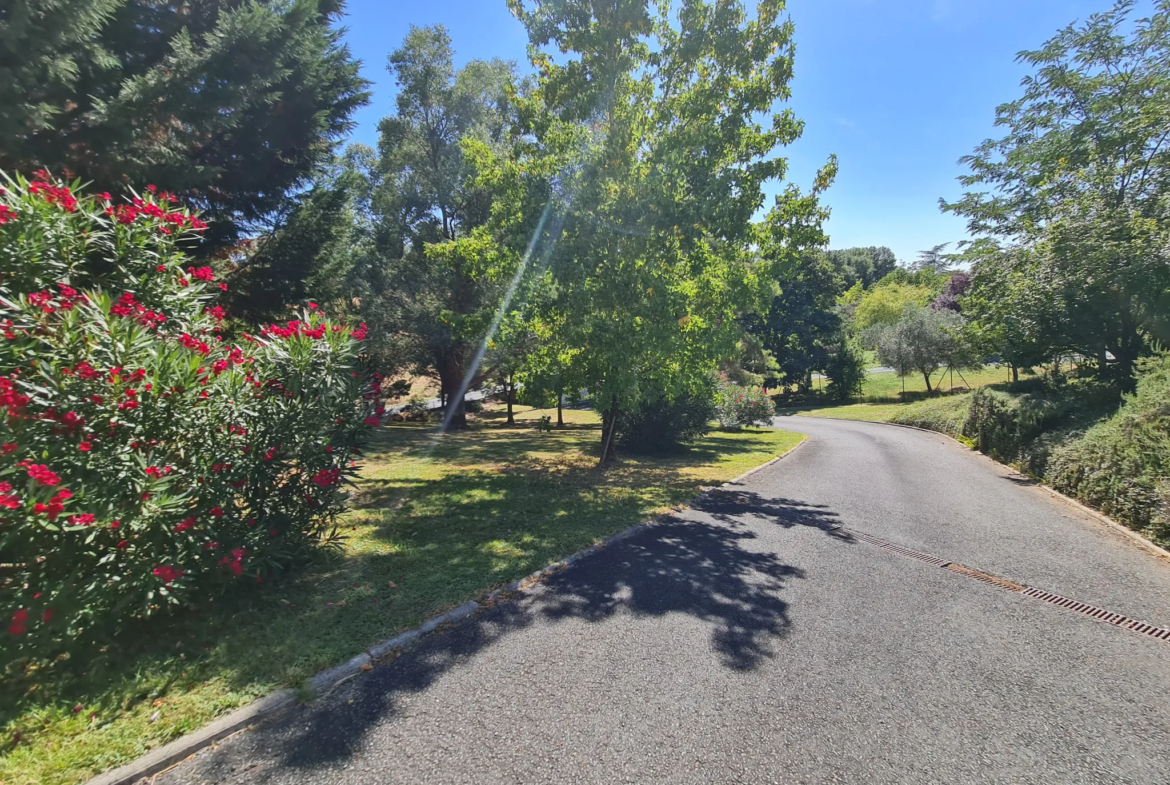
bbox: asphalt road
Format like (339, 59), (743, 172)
(157, 416), (1170, 785)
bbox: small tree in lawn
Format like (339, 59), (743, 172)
(873, 306), (966, 393)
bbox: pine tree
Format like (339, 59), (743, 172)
(0, 0), (369, 252)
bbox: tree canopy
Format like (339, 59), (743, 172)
(0, 0), (369, 251)
(507, 0), (835, 462)
(945, 0), (1170, 385)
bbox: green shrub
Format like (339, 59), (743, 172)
(889, 392), (973, 437)
(823, 338), (866, 401)
(715, 378), (776, 428)
(616, 388), (716, 455)
(0, 172), (376, 659)
(1048, 354), (1170, 544)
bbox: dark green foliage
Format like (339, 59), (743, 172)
(0, 0), (369, 252)
(752, 251), (844, 393)
(960, 379), (1118, 477)
(616, 390), (716, 455)
(1048, 354), (1170, 543)
(825, 246), (896, 289)
(229, 151), (370, 319)
(823, 338), (866, 400)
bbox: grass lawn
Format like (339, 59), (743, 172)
(1, 406), (802, 785)
(776, 402), (912, 422)
(856, 364), (1026, 402)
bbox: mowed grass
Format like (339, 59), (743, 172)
(1, 405), (803, 785)
(856, 364), (1027, 402)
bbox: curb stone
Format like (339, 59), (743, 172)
(83, 445), (801, 785)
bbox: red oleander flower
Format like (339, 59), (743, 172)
(152, 565), (183, 584)
(176, 517), (196, 532)
(9, 609), (27, 636)
(67, 513), (95, 526)
(26, 464), (60, 486)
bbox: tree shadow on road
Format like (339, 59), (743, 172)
(173, 494), (847, 781)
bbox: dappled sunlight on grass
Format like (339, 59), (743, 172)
(0, 414), (802, 785)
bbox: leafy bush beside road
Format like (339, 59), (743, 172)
(716, 378), (776, 429)
(0, 173), (376, 658)
(1048, 355), (1170, 544)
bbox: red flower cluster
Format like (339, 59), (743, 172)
(26, 464), (61, 486)
(9, 609), (28, 635)
(312, 468), (341, 488)
(110, 292), (166, 329)
(188, 266), (215, 282)
(205, 305), (226, 322)
(34, 488), (72, 521)
(0, 481), (20, 509)
(105, 197), (207, 232)
(260, 320), (329, 340)
(152, 565), (184, 584)
(176, 517), (196, 532)
(0, 376), (29, 413)
(0, 205), (15, 224)
(67, 513), (95, 526)
(179, 333), (211, 355)
(219, 547), (247, 576)
(29, 175), (78, 213)
(351, 323), (368, 341)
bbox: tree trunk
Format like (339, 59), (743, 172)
(1011, 364), (1019, 383)
(922, 370), (933, 392)
(437, 353), (467, 432)
(505, 372), (515, 426)
(599, 398), (620, 467)
(557, 388), (564, 427)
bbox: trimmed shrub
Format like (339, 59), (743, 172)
(1048, 354), (1170, 544)
(616, 389), (716, 455)
(0, 172), (377, 658)
(715, 378), (776, 428)
(889, 392), (973, 438)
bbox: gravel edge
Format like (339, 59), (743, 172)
(84, 440), (806, 785)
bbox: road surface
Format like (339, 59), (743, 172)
(157, 416), (1170, 785)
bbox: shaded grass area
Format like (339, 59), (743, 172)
(1, 408), (802, 785)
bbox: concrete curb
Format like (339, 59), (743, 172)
(85, 601), (481, 785)
(788, 414), (1170, 564)
(84, 444), (802, 785)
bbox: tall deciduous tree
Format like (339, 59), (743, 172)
(509, 0), (835, 464)
(0, 0), (369, 252)
(944, 0), (1170, 385)
(825, 246), (897, 289)
(359, 25), (520, 430)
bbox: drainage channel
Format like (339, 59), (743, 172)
(838, 526), (1170, 644)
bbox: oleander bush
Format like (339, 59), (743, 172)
(0, 172), (378, 660)
(715, 376), (776, 429)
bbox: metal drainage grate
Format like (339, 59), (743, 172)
(946, 563), (1026, 592)
(1019, 587), (1170, 642)
(841, 527), (1170, 644)
(842, 528), (951, 567)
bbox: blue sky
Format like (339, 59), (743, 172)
(339, 0), (1147, 263)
